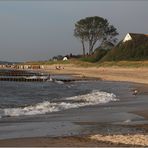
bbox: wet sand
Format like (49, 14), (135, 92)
(0, 134), (148, 147)
(133, 110), (148, 119)
(0, 92), (148, 146)
(0, 121), (148, 147)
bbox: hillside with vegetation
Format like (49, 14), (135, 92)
(102, 36), (148, 61)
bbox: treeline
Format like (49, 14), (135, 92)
(75, 38), (148, 62)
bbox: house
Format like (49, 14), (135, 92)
(63, 57), (68, 61)
(123, 33), (148, 43)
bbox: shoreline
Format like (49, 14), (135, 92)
(42, 64), (148, 84)
(0, 82), (148, 147)
(0, 118), (148, 147)
(0, 66), (148, 146)
(1, 66), (148, 84)
(0, 135), (147, 147)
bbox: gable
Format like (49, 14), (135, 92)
(123, 33), (132, 42)
(123, 33), (148, 43)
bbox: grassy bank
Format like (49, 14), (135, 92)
(97, 60), (148, 68)
(25, 59), (94, 67)
(25, 59), (148, 68)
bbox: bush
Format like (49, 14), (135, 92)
(102, 39), (148, 61)
(80, 48), (108, 63)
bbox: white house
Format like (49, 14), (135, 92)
(63, 57), (68, 61)
(123, 33), (148, 43)
(123, 33), (132, 42)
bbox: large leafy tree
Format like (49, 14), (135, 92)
(74, 16), (118, 55)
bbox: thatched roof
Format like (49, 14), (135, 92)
(129, 33), (148, 41)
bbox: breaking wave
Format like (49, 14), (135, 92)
(1, 90), (117, 117)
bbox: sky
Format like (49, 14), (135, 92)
(0, 1), (148, 62)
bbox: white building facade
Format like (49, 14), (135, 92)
(123, 33), (132, 42)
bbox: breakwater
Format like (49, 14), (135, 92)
(0, 77), (46, 82)
(0, 69), (44, 76)
(0, 69), (48, 82)
(0, 69), (100, 82)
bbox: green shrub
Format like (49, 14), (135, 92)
(102, 39), (148, 61)
(80, 48), (108, 63)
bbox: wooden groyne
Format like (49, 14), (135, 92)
(0, 69), (45, 77)
(0, 77), (99, 82)
(0, 69), (48, 82)
(53, 77), (100, 82)
(0, 77), (45, 82)
(0, 69), (100, 82)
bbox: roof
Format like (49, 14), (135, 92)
(127, 33), (148, 42)
(129, 33), (148, 39)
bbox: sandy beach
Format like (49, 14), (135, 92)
(43, 64), (148, 84)
(0, 66), (148, 147)
(0, 133), (148, 147)
(0, 111), (148, 146)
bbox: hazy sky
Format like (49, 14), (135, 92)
(0, 1), (148, 62)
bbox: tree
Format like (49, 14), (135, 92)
(74, 16), (118, 55)
(74, 24), (87, 56)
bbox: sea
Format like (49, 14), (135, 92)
(0, 76), (148, 139)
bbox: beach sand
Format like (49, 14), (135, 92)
(43, 64), (148, 84)
(0, 132), (148, 147)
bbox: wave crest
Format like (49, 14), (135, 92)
(3, 91), (117, 117)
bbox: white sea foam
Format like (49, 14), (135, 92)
(124, 119), (131, 123)
(3, 90), (118, 117)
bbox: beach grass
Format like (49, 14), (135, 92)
(97, 60), (148, 68)
(25, 59), (148, 68)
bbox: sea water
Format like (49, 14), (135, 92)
(0, 80), (118, 118)
(0, 78), (148, 139)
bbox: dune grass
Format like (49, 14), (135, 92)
(97, 61), (148, 68)
(24, 59), (148, 68)
(25, 60), (70, 65)
(25, 59), (94, 67)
